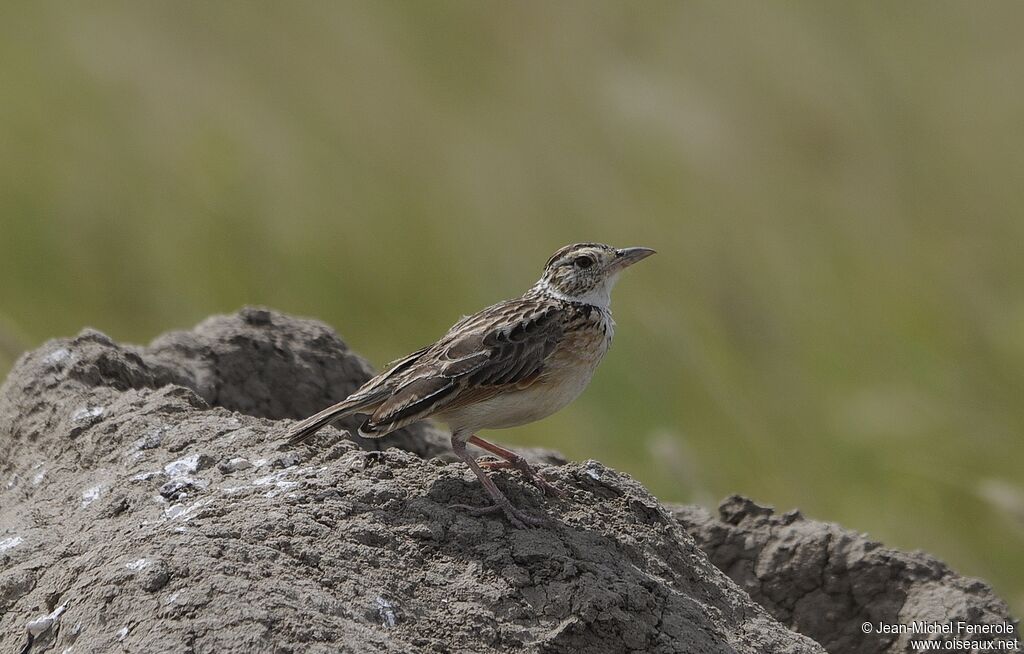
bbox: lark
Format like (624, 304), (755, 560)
(285, 242), (655, 527)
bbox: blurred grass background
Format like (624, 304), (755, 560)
(1, 1), (1022, 613)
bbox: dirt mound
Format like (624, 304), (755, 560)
(0, 308), (1016, 653)
(0, 308), (820, 653)
(673, 497), (1019, 654)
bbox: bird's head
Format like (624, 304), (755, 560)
(534, 242), (655, 307)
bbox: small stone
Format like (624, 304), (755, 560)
(81, 485), (103, 507)
(0, 535), (23, 552)
(140, 561), (170, 592)
(26, 604), (66, 636)
(164, 504), (186, 519)
(217, 457), (253, 473)
(270, 452), (303, 469)
(375, 597), (398, 628)
(69, 406), (105, 437)
(71, 406), (105, 423)
(164, 453), (214, 477)
(583, 460), (604, 480)
(159, 479), (195, 501)
(42, 348), (72, 369)
(133, 428), (164, 451)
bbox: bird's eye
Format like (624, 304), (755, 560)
(574, 255), (594, 269)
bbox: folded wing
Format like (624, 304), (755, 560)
(358, 301), (564, 437)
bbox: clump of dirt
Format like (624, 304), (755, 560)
(673, 497), (1020, 654)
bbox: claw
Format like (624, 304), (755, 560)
(451, 434), (558, 529)
(449, 501), (548, 529)
(479, 458), (564, 498)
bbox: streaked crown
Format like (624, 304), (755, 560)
(534, 242), (655, 307)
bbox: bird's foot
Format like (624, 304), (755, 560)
(450, 500), (550, 529)
(479, 458), (565, 498)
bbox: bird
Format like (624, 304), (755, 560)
(285, 242), (655, 527)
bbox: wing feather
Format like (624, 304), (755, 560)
(285, 345), (431, 444)
(360, 300), (564, 435)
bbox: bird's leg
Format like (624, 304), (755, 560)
(449, 436), (548, 528)
(469, 435), (564, 498)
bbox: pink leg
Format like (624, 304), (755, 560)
(469, 435), (564, 498)
(449, 436), (548, 528)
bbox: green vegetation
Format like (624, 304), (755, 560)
(2, 2), (1021, 613)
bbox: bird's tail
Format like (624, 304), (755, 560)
(285, 396), (379, 445)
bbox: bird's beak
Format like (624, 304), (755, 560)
(609, 246), (656, 272)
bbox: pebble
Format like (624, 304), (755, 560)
(270, 452), (303, 469)
(133, 428), (164, 451)
(164, 453), (211, 477)
(0, 535), (23, 552)
(159, 479), (196, 501)
(71, 406), (105, 422)
(81, 485), (103, 507)
(26, 604), (66, 636)
(165, 504), (186, 519)
(217, 457), (253, 473)
(376, 597), (398, 628)
(42, 348), (71, 368)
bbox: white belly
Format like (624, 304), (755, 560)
(438, 359), (600, 433)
